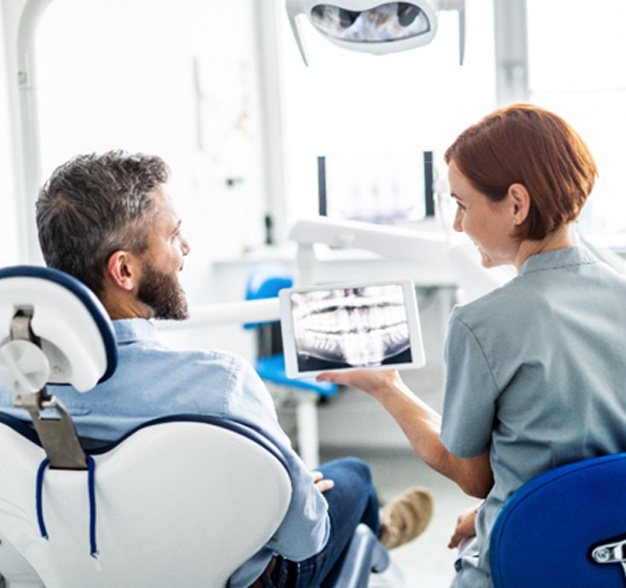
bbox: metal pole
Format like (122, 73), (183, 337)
(251, 1), (288, 244)
(15, 0), (52, 263)
(493, 0), (529, 105)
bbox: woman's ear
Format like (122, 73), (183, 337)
(106, 250), (139, 292)
(507, 183), (531, 226)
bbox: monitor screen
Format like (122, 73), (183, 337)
(280, 280), (425, 378)
(318, 150), (434, 224)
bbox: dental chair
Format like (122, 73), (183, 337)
(0, 265), (393, 588)
(490, 453), (626, 587)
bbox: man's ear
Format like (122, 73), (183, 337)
(106, 250), (140, 292)
(507, 183), (531, 226)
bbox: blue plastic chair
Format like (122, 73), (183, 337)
(490, 453), (626, 587)
(244, 263), (337, 467)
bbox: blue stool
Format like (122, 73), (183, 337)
(490, 453), (626, 587)
(244, 263), (338, 467)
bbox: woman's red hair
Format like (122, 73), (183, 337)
(445, 103), (597, 240)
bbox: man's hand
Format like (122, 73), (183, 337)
(448, 505), (478, 549)
(311, 470), (334, 493)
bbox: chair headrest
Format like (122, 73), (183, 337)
(0, 265), (117, 393)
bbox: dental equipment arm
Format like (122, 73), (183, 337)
(289, 216), (451, 285)
(288, 216), (510, 301)
(158, 297), (280, 331)
(5, 0), (52, 263)
(160, 216), (502, 331)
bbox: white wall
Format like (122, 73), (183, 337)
(1, 0), (270, 308)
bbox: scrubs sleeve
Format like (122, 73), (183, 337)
(440, 312), (499, 458)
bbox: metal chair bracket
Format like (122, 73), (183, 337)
(10, 309), (87, 470)
(591, 539), (626, 580)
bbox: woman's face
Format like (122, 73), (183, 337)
(448, 160), (518, 268)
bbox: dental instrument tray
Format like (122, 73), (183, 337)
(279, 280), (425, 378)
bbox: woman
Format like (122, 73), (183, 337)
(317, 103), (626, 586)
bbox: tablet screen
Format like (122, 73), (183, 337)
(280, 281), (425, 378)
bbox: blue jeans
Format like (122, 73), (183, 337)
(261, 457), (380, 588)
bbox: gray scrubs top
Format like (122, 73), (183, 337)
(441, 246), (626, 587)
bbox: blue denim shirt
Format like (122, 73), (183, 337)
(0, 318), (330, 587)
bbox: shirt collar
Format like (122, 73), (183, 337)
(518, 246), (596, 276)
(112, 318), (159, 344)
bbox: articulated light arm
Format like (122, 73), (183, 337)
(0, 0), (53, 264)
(286, 0), (310, 66)
(289, 216), (451, 284)
(290, 216), (511, 301)
(285, 0), (466, 66)
(158, 298), (280, 331)
(289, 216), (450, 263)
(440, 0), (465, 65)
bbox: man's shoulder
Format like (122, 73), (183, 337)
(122, 342), (257, 391)
(132, 341), (245, 366)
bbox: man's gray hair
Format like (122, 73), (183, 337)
(36, 150), (169, 294)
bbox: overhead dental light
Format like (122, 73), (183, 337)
(286, 0), (466, 66)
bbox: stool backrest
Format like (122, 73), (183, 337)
(490, 453), (626, 587)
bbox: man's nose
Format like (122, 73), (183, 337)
(181, 236), (191, 256)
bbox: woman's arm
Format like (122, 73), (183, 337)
(317, 370), (493, 498)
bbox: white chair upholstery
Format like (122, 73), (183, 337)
(0, 517), (43, 587)
(0, 266), (292, 587)
(0, 265), (399, 587)
(0, 414), (291, 587)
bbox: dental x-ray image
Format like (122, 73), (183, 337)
(290, 284), (412, 372)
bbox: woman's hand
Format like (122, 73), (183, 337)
(316, 369), (405, 399)
(448, 505), (478, 549)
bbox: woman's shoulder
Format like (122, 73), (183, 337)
(451, 275), (533, 329)
(451, 250), (626, 335)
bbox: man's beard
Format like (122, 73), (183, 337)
(137, 262), (189, 320)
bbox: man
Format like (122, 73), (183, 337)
(0, 151), (433, 587)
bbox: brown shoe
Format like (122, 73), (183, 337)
(379, 487), (434, 549)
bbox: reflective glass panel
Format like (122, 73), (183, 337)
(311, 2), (430, 43)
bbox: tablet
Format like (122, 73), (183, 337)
(279, 280), (425, 378)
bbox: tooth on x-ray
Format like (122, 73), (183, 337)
(292, 285), (411, 366)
